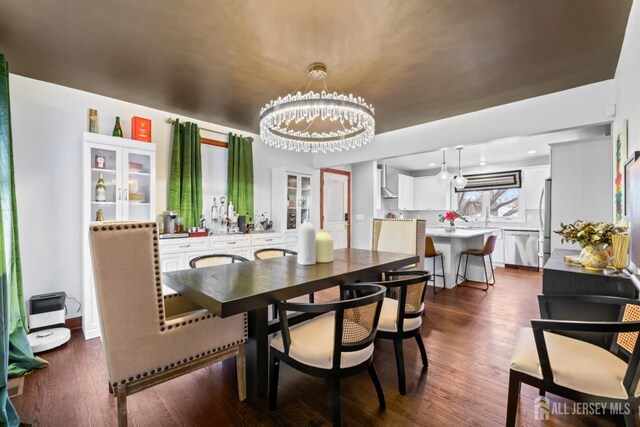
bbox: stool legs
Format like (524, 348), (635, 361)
(456, 253), (495, 291)
(431, 254), (446, 294)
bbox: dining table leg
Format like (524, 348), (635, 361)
(247, 306), (269, 396)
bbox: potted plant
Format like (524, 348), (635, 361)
(554, 221), (628, 270)
(438, 210), (468, 232)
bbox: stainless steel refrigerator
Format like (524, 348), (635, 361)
(540, 178), (552, 265)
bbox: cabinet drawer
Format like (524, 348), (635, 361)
(251, 233), (284, 247)
(210, 235), (251, 250)
(160, 237), (209, 254)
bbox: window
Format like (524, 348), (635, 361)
(489, 188), (520, 218)
(457, 191), (483, 218)
(457, 189), (522, 220)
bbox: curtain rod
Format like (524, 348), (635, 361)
(166, 118), (229, 137)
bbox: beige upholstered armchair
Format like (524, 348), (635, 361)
(89, 222), (247, 427)
(371, 219), (426, 268)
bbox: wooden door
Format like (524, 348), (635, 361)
(321, 169), (351, 249)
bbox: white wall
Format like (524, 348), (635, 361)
(9, 74), (313, 312)
(615, 0), (640, 153)
(313, 80), (615, 169)
(351, 161), (377, 249)
(550, 139), (613, 251)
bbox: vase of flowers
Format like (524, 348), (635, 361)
(438, 210), (468, 232)
(554, 221), (628, 271)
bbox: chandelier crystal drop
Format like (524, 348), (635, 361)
(436, 149), (453, 186)
(259, 63), (375, 154)
(453, 147), (468, 190)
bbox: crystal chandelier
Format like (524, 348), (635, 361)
(259, 62), (375, 153)
(436, 149), (453, 186)
(453, 147), (468, 190)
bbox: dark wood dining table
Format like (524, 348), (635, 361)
(162, 248), (419, 396)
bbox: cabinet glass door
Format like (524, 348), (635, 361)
(287, 174), (298, 230)
(89, 145), (120, 223)
(124, 149), (154, 221)
(300, 176), (311, 224)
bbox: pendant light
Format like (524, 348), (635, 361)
(436, 149), (453, 186)
(453, 147), (468, 190)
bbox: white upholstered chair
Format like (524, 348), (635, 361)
(507, 295), (640, 426)
(371, 219), (425, 269)
(89, 222), (247, 427)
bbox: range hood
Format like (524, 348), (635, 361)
(380, 164), (398, 199)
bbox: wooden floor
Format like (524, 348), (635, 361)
(13, 268), (619, 426)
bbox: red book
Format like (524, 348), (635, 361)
(131, 116), (152, 142)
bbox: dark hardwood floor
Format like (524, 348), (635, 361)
(13, 268), (618, 426)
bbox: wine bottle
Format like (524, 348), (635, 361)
(112, 116), (123, 138)
(95, 209), (104, 221)
(95, 173), (107, 202)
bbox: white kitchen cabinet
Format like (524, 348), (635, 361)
(492, 229), (505, 266)
(523, 165), (550, 210)
(272, 166), (315, 232)
(82, 132), (156, 340)
(414, 176), (449, 211)
(397, 174), (415, 210)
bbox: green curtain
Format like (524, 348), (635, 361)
(168, 120), (202, 228)
(227, 133), (254, 218)
(0, 54), (47, 427)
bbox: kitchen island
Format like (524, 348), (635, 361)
(424, 227), (497, 289)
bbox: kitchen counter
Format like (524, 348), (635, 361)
(423, 228), (496, 288)
(425, 227), (497, 238)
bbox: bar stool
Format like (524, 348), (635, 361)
(455, 235), (497, 291)
(424, 236), (445, 294)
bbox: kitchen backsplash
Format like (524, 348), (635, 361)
(377, 208), (543, 230)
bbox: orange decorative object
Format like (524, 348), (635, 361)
(131, 116), (152, 142)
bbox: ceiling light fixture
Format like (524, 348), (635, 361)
(453, 147), (468, 190)
(436, 149), (453, 186)
(528, 150), (537, 154)
(479, 161), (487, 166)
(259, 62), (375, 153)
(429, 163), (436, 167)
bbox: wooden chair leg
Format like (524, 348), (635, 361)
(367, 364), (386, 410)
(268, 353), (279, 411)
(506, 370), (521, 427)
(415, 334), (429, 368)
(115, 385), (128, 427)
(623, 410), (636, 427)
(330, 377), (341, 427)
(393, 339), (406, 395)
(236, 343), (247, 401)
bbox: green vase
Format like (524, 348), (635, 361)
(579, 245), (610, 271)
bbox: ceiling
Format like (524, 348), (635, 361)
(0, 1), (631, 134)
(383, 124), (609, 172)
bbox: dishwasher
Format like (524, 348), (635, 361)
(504, 229), (540, 270)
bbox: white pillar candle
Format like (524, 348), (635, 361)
(297, 221), (316, 265)
(316, 230), (334, 263)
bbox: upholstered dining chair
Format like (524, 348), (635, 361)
(372, 219), (426, 272)
(376, 270), (430, 395)
(269, 283), (387, 426)
(455, 234), (497, 291)
(507, 294), (640, 427)
(189, 253), (249, 268)
(89, 222), (247, 427)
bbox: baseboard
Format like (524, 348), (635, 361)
(505, 264), (540, 272)
(65, 316), (82, 330)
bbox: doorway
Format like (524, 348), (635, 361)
(321, 169), (351, 249)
